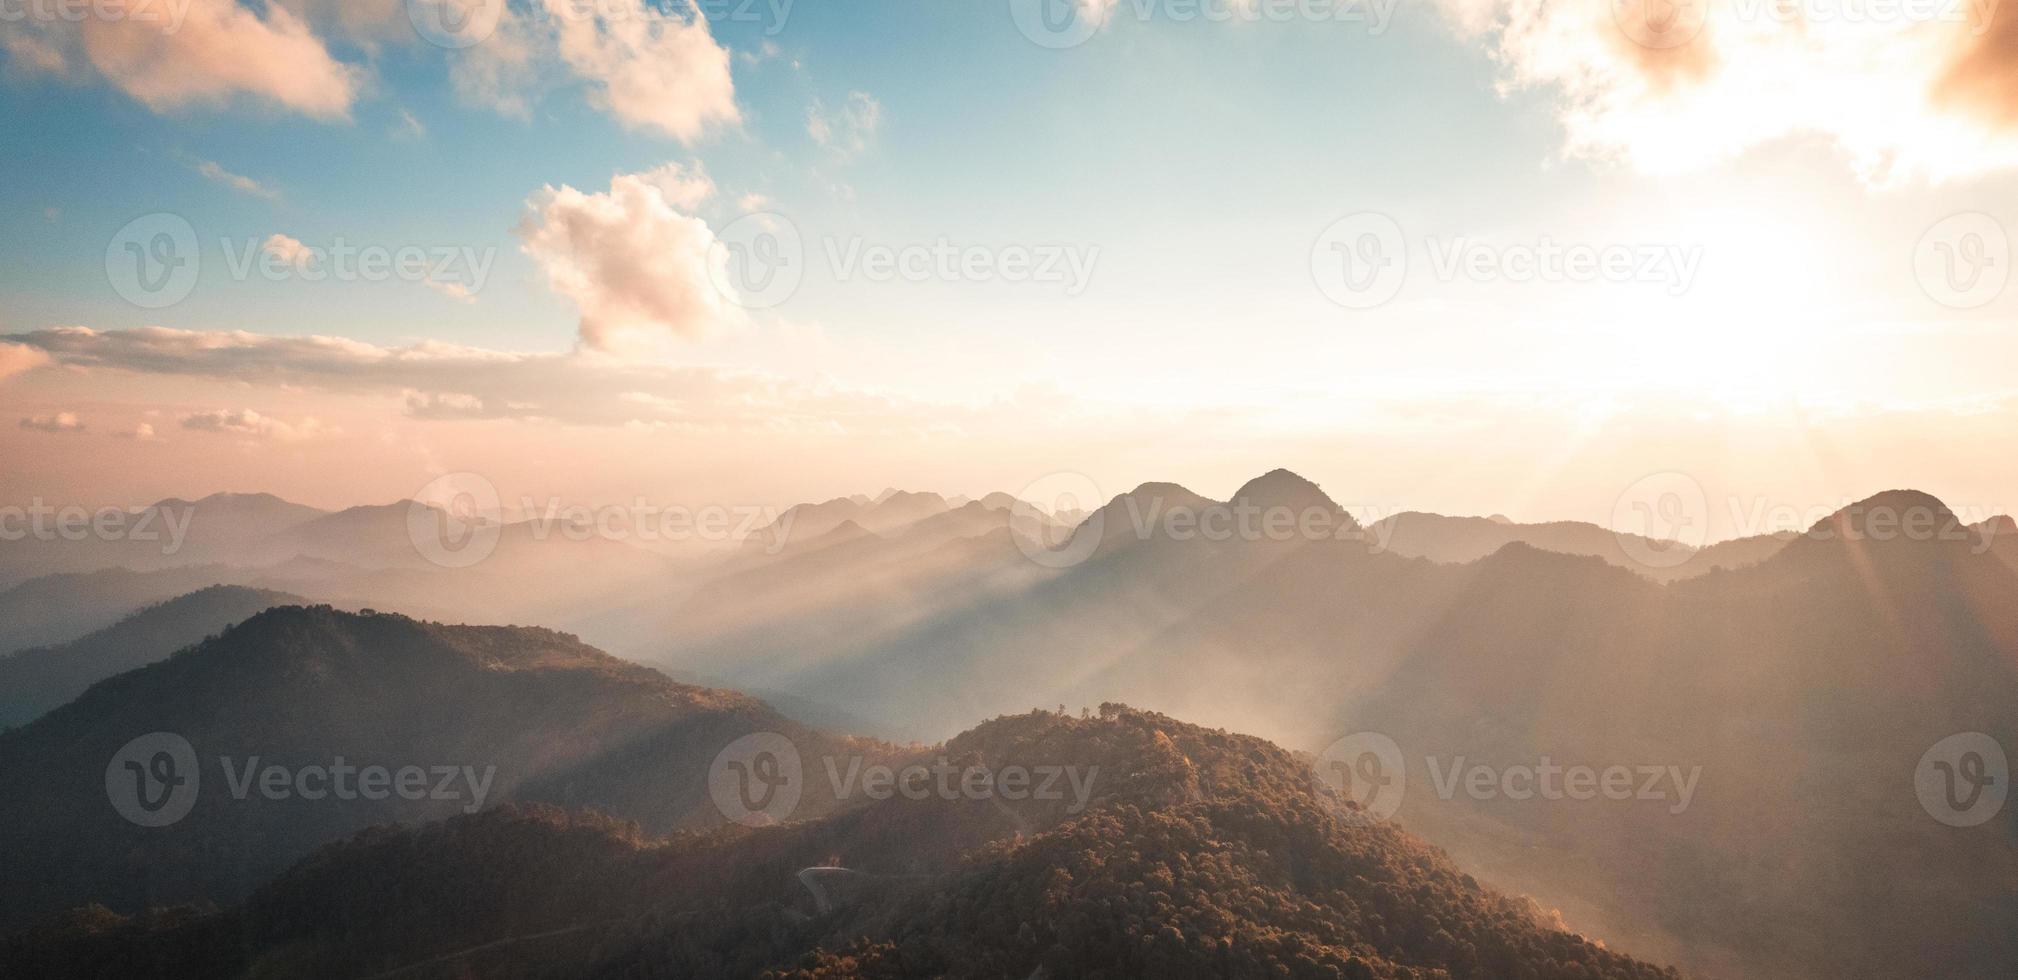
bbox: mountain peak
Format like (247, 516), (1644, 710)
(1230, 468), (1353, 525)
(1804, 489), (1958, 539)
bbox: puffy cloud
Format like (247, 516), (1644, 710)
(1438, 0), (2018, 183)
(0, 343), (50, 383)
(261, 234), (314, 267)
(114, 422), (160, 441)
(180, 407), (328, 441)
(8, 0), (361, 119)
(451, 1), (740, 140)
(4, 326), (923, 432)
(19, 412), (84, 433)
(516, 165), (740, 349)
(547, 0), (740, 141)
(807, 91), (882, 159)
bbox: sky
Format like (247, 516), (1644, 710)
(4, 0), (2018, 540)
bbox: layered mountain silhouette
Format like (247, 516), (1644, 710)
(0, 607), (870, 931)
(2, 706), (1678, 980)
(0, 585), (302, 729)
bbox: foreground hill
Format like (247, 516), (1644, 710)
(1, 706), (1678, 980)
(0, 607), (873, 931)
(0, 585), (303, 729)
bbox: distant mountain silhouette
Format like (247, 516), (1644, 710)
(1, 706), (1678, 980)
(0, 606), (864, 931)
(1368, 511), (1790, 582)
(0, 585), (302, 729)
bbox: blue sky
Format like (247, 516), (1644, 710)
(5, 0), (2018, 530)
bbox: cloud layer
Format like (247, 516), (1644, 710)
(3, 326), (917, 432)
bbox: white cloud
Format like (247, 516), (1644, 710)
(516, 165), (740, 349)
(114, 422), (160, 441)
(4, 326), (931, 433)
(425, 279), (478, 304)
(181, 407), (329, 441)
(0, 343), (50, 383)
(807, 91), (882, 159)
(261, 233), (314, 268)
(19, 411), (84, 433)
(8, 0), (361, 119)
(1437, 0), (2018, 183)
(190, 157), (279, 200)
(391, 108), (428, 141)
(548, 0), (740, 142)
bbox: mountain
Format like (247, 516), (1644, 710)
(0, 586), (303, 729)
(1367, 511), (1790, 582)
(0, 706), (1679, 980)
(1347, 491), (2018, 979)
(0, 606), (869, 931)
(0, 565), (274, 654)
(0, 493), (327, 590)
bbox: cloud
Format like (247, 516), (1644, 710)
(19, 412), (84, 433)
(261, 233), (315, 267)
(4, 326), (928, 432)
(114, 422), (160, 441)
(391, 108), (427, 141)
(737, 192), (772, 212)
(1438, 0), (2018, 183)
(516, 165), (740, 349)
(0, 343), (50, 383)
(190, 157), (279, 200)
(452, 0), (741, 139)
(8, 0), (361, 119)
(180, 407), (328, 441)
(425, 279), (478, 303)
(807, 91), (882, 159)
(548, 0), (740, 141)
